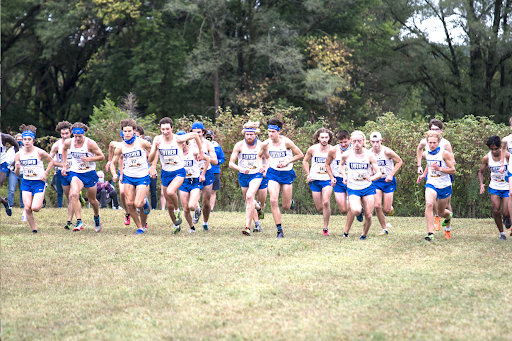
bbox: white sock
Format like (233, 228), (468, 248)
(500, 231), (506, 236)
(174, 208), (180, 213)
(445, 227), (451, 232)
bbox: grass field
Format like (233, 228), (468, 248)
(1, 207), (512, 340)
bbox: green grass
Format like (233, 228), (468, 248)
(2, 208), (512, 340)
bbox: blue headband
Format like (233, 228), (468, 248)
(72, 127), (85, 135)
(244, 128), (257, 133)
(22, 130), (35, 139)
(268, 124), (280, 131)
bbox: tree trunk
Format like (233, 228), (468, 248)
(214, 68), (220, 118)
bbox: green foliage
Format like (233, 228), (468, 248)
(90, 98), (129, 125)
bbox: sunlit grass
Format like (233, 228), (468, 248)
(2, 208), (511, 340)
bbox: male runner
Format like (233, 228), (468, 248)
(228, 121), (267, 235)
(302, 128), (334, 236)
(1, 132), (19, 216)
(106, 132), (130, 224)
(258, 119), (304, 238)
(14, 125), (54, 233)
(479, 135), (511, 239)
(369, 131), (402, 235)
(339, 131), (382, 239)
(189, 122), (218, 231)
(148, 117), (203, 233)
(416, 131), (456, 241)
(499, 116), (512, 227)
(206, 130), (225, 212)
(417, 119), (454, 230)
(61, 122), (105, 232)
(49, 121), (75, 229)
(111, 119), (153, 234)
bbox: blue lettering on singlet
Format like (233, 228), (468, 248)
(71, 152), (88, 159)
(349, 163), (368, 170)
(377, 160), (386, 167)
(123, 150), (142, 158)
(491, 165), (507, 173)
(242, 154), (257, 160)
(184, 160), (193, 167)
(314, 157), (326, 163)
(21, 159), (38, 166)
(427, 160), (442, 167)
(160, 149), (178, 156)
(269, 151), (287, 158)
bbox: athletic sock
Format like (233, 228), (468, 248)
(500, 231), (506, 236)
(203, 222), (208, 228)
(174, 224), (180, 228)
(255, 221), (261, 228)
(276, 223), (282, 232)
(445, 227), (450, 232)
(174, 208), (180, 213)
(428, 232), (433, 236)
(191, 226), (196, 231)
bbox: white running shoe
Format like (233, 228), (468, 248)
(193, 205), (202, 224)
(386, 223), (392, 228)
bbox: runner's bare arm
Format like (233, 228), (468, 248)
(417, 138), (426, 174)
(325, 147), (336, 183)
(478, 155), (489, 194)
(385, 147), (403, 179)
(86, 141), (105, 162)
(368, 154), (382, 182)
(39, 149), (54, 182)
(228, 142), (244, 173)
(285, 139), (305, 164)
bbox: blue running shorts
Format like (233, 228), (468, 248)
(309, 180), (331, 192)
(122, 174), (150, 187)
(69, 170), (99, 188)
(21, 179), (46, 195)
(201, 168), (215, 187)
(57, 169), (72, 187)
(180, 178), (202, 192)
(266, 168), (296, 185)
(347, 184), (376, 198)
(488, 187), (509, 198)
(425, 184), (452, 199)
(238, 172), (263, 188)
(373, 177), (397, 194)
(161, 168), (186, 187)
(1, 162), (8, 173)
(333, 176), (347, 193)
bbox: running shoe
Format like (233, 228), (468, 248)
(441, 213), (453, 227)
(73, 221), (84, 231)
(434, 215), (441, 231)
(188, 227), (196, 233)
(388, 206), (395, 216)
(79, 194), (85, 206)
(290, 199), (296, 210)
(360, 235), (367, 240)
(499, 234), (507, 240)
(386, 223), (392, 228)
(253, 225), (262, 233)
(257, 201), (264, 219)
(503, 217), (511, 229)
(203, 224), (209, 231)
(444, 230), (452, 239)
(174, 211), (183, 225)
(323, 228), (329, 236)
(136, 227), (146, 234)
(193, 205), (202, 224)
(124, 213), (131, 226)
(173, 225), (181, 234)
(379, 230), (389, 236)
(277, 230), (284, 238)
(425, 234), (434, 242)
(94, 216), (102, 233)
(143, 197), (151, 215)
(343, 232), (349, 238)
(21, 210), (26, 222)
(64, 221), (73, 230)
(356, 207), (364, 222)
(242, 227), (251, 236)
(3, 202), (12, 217)
(32, 230), (38, 234)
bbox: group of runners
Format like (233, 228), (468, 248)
(1, 117), (511, 240)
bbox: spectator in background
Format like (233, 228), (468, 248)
(205, 130), (225, 212)
(96, 170), (120, 209)
(7, 134), (24, 210)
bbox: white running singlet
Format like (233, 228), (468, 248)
(0, 135), (6, 164)
(20, 147), (45, 180)
(197, 139), (212, 172)
(238, 140), (261, 175)
(426, 148), (451, 189)
(183, 149), (200, 178)
(375, 148), (394, 178)
(346, 150), (372, 190)
(56, 139), (73, 172)
(158, 135), (184, 172)
(122, 138), (149, 178)
(69, 137), (96, 173)
(330, 144), (344, 178)
(488, 152), (509, 191)
(310, 145), (330, 181)
(268, 137), (293, 172)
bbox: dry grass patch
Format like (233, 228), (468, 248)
(2, 208), (512, 340)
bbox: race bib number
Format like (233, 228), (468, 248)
(24, 167), (37, 178)
(429, 170), (442, 178)
(246, 160), (257, 170)
(186, 168), (193, 177)
(66, 160), (73, 168)
(198, 160), (206, 171)
(315, 165), (326, 174)
(354, 170), (367, 181)
(379, 167), (386, 176)
(164, 156), (178, 165)
(78, 162), (89, 171)
(491, 173), (506, 183)
(128, 157), (142, 168)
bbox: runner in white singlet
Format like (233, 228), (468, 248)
(111, 119), (153, 234)
(369, 131), (403, 235)
(61, 122), (105, 233)
(479, 135), (511, 239)
(416, 131), (456, 241)
(339, 131), (382, 239)
(302, 128), (334, 236)
(49, 121), (75, 230)
(14, 125), (54, 233)
(258, 118), (304, 238)
(148, 117), (203, 233)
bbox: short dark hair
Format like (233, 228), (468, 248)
(267, 119), (283, 129)
(55, 121), (72, 133)
(429, 119), (444, 130)
(487, 135), (501, 148)
(136, 125), (145, 136)
(120, 119), (137, 130)
(159, 117), (173, 128)
(336, 130), (350, 140)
